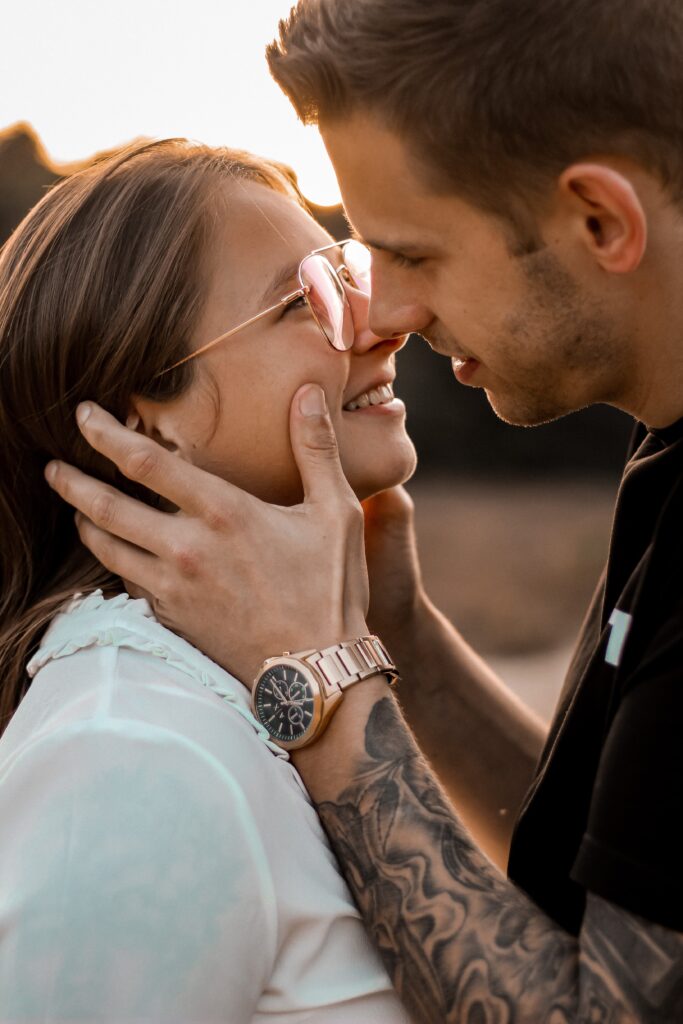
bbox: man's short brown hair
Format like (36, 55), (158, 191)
(267, 0), (683, 229)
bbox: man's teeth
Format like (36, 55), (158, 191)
(344, 383), (394, 411)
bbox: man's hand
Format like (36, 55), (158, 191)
(362, 485), (425, 642)
(45, 385), (370, 685)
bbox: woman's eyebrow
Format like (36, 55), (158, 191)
(258, 260), (301, 306)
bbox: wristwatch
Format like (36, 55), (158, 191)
(252, 636), (399, 750)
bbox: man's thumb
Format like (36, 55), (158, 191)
(291, 384), (349, 503)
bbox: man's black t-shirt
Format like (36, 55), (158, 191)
(508, 419), (683, 936)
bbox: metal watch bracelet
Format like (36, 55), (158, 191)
(297, 635), (399, 693)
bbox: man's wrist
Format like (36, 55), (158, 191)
(370, 589), (432, 664)
(291, 673), (393, 799)
(369, 585), (424, 645)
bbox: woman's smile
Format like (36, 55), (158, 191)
(343, 380), (396, 410)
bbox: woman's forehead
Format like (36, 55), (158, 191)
(215, 179), (331, 257)
(204, 181), (333, 318)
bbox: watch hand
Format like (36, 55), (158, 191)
(271, 681), (287, 702)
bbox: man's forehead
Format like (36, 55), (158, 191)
(343, 185), (458, 258)
(322, 115), (461, 247)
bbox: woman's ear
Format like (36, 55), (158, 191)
(126, 395), (181, 455)
(557, 163), (647, 274)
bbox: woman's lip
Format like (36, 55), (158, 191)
(342, 397), (406, 416)
(452, 357), (480, 384)
(343, 379), (395, 406)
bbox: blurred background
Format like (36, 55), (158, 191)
(1, 1), (633, 721)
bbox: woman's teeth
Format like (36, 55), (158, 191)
(344, 383), (394, 411)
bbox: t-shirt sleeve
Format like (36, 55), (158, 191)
(571, 629), (683, 932)
(0, 718), (277, 1022)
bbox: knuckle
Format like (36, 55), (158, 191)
(171, 542), (200, 578)
(203, 504), (229, 533)
(89, 492), (117, 530)
(123, 444), (158, 482)
(304, 421), (338, 458)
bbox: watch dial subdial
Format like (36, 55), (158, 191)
(288, 680), (307, 702)
(288, 705), (304, 726)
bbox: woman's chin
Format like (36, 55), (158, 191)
(347, 445), (418, 503)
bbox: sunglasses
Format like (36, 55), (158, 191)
(157, 238), (372, 377)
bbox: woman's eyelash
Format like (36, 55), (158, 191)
(281, 294), (308, 316)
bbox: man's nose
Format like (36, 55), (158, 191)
(347, 286), (410, 353)
(368, 295), (431, 341)
(366, 270), (432, 340)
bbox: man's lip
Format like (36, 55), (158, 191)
(452, 356), (480, 384)
(425, 339), (470, 361)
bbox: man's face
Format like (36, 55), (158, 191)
(322, 114), (629, 427)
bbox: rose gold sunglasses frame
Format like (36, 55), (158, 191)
(155, 238), (369, 378)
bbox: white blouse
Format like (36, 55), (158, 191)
(0, 590), (412, 1023)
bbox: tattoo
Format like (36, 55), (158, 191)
(578, 895), (683, 1024)
(317, 697), (683, 1024)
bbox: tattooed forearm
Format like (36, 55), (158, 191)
(316, 697), (683, 1024)
(318, 697), (578, 1022)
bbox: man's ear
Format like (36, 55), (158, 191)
(126, 395), (181, 455)
(558, 163), (647, 274)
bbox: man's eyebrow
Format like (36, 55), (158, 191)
(349, 226), (427, 256)
(258, 260), (302, 307)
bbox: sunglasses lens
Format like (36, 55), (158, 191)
(343, 240), (372, 295)
(301, 255), (354, 351)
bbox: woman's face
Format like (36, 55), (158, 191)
(133, 181), (417, 505)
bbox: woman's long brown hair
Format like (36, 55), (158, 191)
(0, 138), (301, 736)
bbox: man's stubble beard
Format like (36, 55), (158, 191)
(486, 249), (625, 428)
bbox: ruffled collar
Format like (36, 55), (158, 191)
(27, 589), (287, 759)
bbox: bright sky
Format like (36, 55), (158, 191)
(1, 0), (342, 206)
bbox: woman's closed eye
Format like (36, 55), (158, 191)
(280, 294), (308, 318)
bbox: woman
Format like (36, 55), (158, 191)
(0, 140), (416, 1022)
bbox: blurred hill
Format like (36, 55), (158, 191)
(0, 123), (633, 479)
(0, 123), (59, 241)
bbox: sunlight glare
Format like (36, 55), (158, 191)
(1, 0), (342, 207)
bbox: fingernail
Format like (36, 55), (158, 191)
(299, 385), (327, 417)
(125, 413), (140, 431)
(45, 461), (58, 484)
(76, 402), (92, 427)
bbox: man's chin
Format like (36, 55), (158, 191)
(484, 388), (576, 428)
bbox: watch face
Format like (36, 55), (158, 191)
(254, 664), (317, 745)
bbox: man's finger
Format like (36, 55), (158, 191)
(76, 514), (160, 593)
(362, 485), (415, 530)
(45, 460), (171, 557)
(289, 385), (354, 506)
(73, 403), (230, 516)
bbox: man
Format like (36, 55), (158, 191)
(45, 0), (683, 1019)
